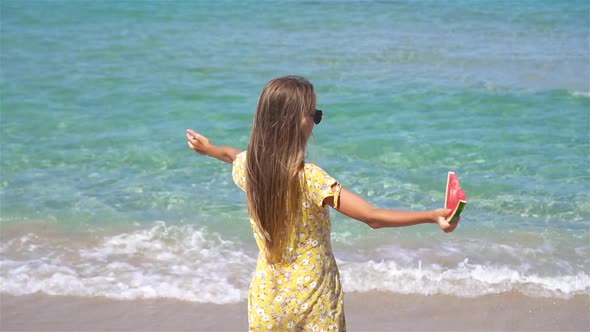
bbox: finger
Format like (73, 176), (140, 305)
(188, 140), (199, 149)
(440, 219), (451, 232)
(186, 129), (201, 140)
(186, 131), (199, 141)
(192, 133), (204, 142)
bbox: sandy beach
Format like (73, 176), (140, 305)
(2, 292), (588, 331)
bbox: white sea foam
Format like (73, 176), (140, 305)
(0, 222), (256, 304)
(569, 90), (590, 97)
(1, 222), (588, 302)
(338, 258), (590, 299)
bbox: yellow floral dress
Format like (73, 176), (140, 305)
(232, 152), (345, 332)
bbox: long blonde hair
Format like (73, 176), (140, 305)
(246, 76), (316, 264)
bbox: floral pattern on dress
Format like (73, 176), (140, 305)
(232, 151), (345, 332)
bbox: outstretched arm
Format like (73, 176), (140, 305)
(324, 186), (458, 233)
(186, 129), (242, 164)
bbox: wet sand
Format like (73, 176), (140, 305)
(1, 292), (588, 331)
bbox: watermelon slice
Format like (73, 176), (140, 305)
(445, 172), (467, 223)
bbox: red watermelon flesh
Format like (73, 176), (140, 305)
(445, 172), (467, 223)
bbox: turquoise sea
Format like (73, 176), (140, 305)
(1, 1), (589, 303)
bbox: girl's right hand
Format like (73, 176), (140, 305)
(186, 129), (212, 156)
(433, 208), (459, 233)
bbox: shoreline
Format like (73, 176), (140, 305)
(2, 292), (588, 331)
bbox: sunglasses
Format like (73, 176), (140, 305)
(312, 109), (323, 125)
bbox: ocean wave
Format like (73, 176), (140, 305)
(0, 222), (256, 304)
(568, 90), (590, 97)
(339, 259), (590, 299)
(1, 222), (588, 302)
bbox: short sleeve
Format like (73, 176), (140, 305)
(232, 151), (247, 192)
(304, 163), (341, 208)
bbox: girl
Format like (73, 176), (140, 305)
(186, 76), (458, 331)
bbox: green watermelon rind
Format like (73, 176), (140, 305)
(448, 200), (466, 224)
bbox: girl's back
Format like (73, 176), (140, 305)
(233, 151), (345, 331)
